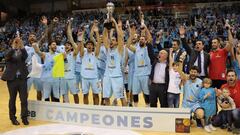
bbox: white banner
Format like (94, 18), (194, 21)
(28, 100), (191, 132)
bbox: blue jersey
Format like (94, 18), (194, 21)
(104, 48), (123, 77)
(25, 45), (41, 72)
(134, 45), (151, 76)
(97, 45), (107, 70)
(75, 53), (82, 73)
(128, 48), (135, 75)
(199, 87), (216, 118)
(64, 52), (76, 79)
(81, 51), (98, 79)
(41, 52), (59, 81)
(182, 78), (202, 107)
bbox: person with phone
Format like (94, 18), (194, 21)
(1, 37), (29, 125)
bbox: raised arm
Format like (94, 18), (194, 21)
(176, 52), (188, 81)
(113, 18), (124, 54)
(103, 27), (109, 49)
(93, 23), (101, 57)
(32, 42), (45, 60)
(224, 23), (233, 52)
(79, 40), (85, 58)
(67, 20), (78, 56)
(169, 48), (174, 69)
(143, 24), (153, 44)
(179, 26), (192, 55)
(90, 20), (97, 46)
(47, 17), (59, 43)
(124, 47), (129, 68)
(37, 16), (48, 47)
(126, 25), (136, 53)
(5, 38), (27, 61)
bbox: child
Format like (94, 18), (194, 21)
(199, 78), (217, 133)
(217, 88), (236, 131)
(167, 48), (186, 108)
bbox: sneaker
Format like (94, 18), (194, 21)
(228, 125), (233, 132)
(204, 126), (212, 133)
(209, 124), (217, 131)
(127, 102), (133, 107)
(220, 124), (227, 129)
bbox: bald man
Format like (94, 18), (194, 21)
(149, 49), (169, 107)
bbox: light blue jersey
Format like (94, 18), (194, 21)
(104, 48), (123, 77)
(60, 52), (79, 96)
(25, 45), (41, 72)
(75, 53), (82, 74)
(81, 51), (99, 94)
(199, 87), (216, 118)
(97, 45), (107, 70)
(127, 48), (135, 90)
(133, 45), (151, 76)
(41, 52), (60, 99)
(75, 53), (82, 91)
(25, 45), (43, 92)
(64, 52), (76, 79)
(103, 48), (125, 98)
(182, 78), (202, 113)
(41, 52), (59, 81)
(81, 52), (98, 79)
(97, 45), (107, 80)
(122, 47), (128, 83)
(132, 44), (151, 95)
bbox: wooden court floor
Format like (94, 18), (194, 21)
(0, 80), (231, 135)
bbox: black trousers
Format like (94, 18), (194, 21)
(150, 83), (168, 107)
(7, 78), (28, 120)
(212, 80), (227, 89)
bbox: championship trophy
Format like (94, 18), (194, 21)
(138, 6), (145, 27)
(104, 2), (115, 30)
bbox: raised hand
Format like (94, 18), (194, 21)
(12, 37), (24, 49)
(53, 17), (59, 23)
(169, 48), (173, 54)
(215, 88), (222, 97)
(179, 26), (185, 36)
(92, 20), (99, 32)
(117, 19), (122, 29)
(32, 42), (38, 48)
(225, 22), (231, 29)
(41, 16), (48, 25)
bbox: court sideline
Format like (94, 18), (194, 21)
(0, 80), (231, 135)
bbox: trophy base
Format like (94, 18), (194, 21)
(104, 22), (115, 30)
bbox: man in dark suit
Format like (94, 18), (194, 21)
(172, 39), (186, 62)
(179, 26), (210, 79)
(1, 37), (29, 125)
